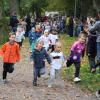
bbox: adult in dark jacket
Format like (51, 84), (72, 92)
(25, 15), (31, 37)
(10, 12), (19, 32)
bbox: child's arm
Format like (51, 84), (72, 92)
(56, 35), (59, 42)
(44, 50), (51, 64)
(61, 53), (67, 67)
(82, 48), (85, 58)
(30, 51), (35, 64)
(16, 44), (20, 62)
(71, 41), (77, 52)
(0, 44), (6, 56)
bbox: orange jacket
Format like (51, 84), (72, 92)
(35, 28), (42, 33)
(0, 42), (20, 63)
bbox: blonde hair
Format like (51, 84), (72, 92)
(54, 41), (62, 49)
(9, 32), (15, 37)
(78, 32), (87, 39)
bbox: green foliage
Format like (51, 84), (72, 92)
(0, 17), (10, 44)
(47, 0), (75, 15)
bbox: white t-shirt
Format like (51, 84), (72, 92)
(37, 35), (51, 50)
(50, 51), (65, 69)
(15, 32), (24, 42)
(49, 34), (58, 45)
(45, 25), (51, 32)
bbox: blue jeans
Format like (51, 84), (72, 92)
(97, 42), (100, 62)
(33, 67), (45, 83)
(12, 27), (17, 32)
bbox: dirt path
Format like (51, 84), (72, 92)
(0, 42), (97, 100)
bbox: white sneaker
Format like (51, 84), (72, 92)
(48, 84), (52, 88)
(0, 79), (7, 84)
(95, 90), (100, 98)
(3, 79), (8, 84)
(74, 77), (81, 82)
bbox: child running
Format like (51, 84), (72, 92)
(30, 41), (51, 86)
(0, 32), (20, 83)
(48, 42), (65, 87)
(37, 29), (51, 51)
(15, 26), (25, 48)
(66, 33), (86, 82)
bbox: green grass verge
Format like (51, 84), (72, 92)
(60, 34), (100, 92)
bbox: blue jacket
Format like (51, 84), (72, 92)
(28, 30), (37, 45)
(31, 47), (51, 68)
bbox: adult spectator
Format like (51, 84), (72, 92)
(10, 12), (19, 32)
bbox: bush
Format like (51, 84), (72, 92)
(0, 17), (11, 44)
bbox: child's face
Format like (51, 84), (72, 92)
(36, 43), (43, 50)
(17, 27), (23, 32)
(79, 36), (86, 43)
(55, 45), (61, 52)
(9, 35), (15, 42)
(44, 32), (49, 36)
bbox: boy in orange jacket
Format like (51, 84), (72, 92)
(0, 32), (20, 83)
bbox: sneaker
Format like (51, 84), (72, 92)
(48, 84), (52, 88)
(95, 90), (100, 98)
(0, 79), (8, 84)
(74, 77), (81, 82)
(33, 82), (37, 86)
(91, 68), (96, 73)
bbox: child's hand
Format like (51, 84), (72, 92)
(31, 61), (34, 65)
(16, 60), (20, 62)
(63, 61), (67, 67)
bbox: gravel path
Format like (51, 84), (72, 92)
(0, 43), (97, 100)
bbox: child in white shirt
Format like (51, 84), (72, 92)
(37, 29), (51, 51)
(48, 30), (59, 52)
(15, 26), (25, 48)
(48, 42), (65, 87)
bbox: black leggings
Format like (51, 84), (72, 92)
(3, 63), (14, 79)
(66, 60), (80, 77)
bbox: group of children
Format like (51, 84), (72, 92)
(0, 20), (100, 97)
(0, 26), (87, 86)
(27, 23), (88, 86)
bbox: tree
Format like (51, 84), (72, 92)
(31, 0), (48, 18)
(0, 6), (2, 19)
(9, 0), (19, 15)
(93, 0), (100, 12)
(0, 0), (4, 19)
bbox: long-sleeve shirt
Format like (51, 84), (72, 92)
(89, 20), (100, 42)
(37, 35), (51, 51)
(49, 34), (58, 45)
(70, 41), (85, 62)
(15, 31), (25, 42)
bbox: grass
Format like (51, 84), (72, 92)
(60, 34), (100, 92)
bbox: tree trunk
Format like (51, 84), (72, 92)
(9, 0), (19, 15)
(0, 7), (2, 19)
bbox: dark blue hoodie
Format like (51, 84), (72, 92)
(31, 47), (51, 68)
